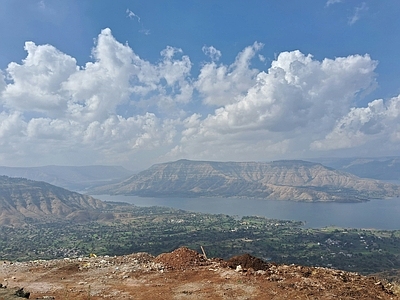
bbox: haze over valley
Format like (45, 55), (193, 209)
(1, 157), (399, 200)
(0, 156), (399, 231)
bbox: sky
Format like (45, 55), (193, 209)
(1, 0), (400, 170)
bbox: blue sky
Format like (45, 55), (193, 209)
(1, 0), (400, 170)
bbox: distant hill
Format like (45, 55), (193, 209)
(90, 159), (400, 202)
(308, 157), (400, 182)
(0, 165), (132, 192)
(0, 176), (109, 226)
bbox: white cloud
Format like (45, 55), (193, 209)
(202, 46), (222, 61)
(1, 29), (400, 169)
(140, 29), (151, 35)
(311, 96), (400, 151)
(126, 9), (140, 22)
(38, 0), (46, 10)
(0, 111), (26, 140)
(63, 28), (139, 122)
(63, 29), (192, 120)
(0, 28), (188, 167)
(0, 71), (6, 94)
(126, 8), (151, 35)
(2, 41), (77, 115)
(171, 50), (378, 162)
(195, 42), (263, 106)
(326, 0), (342, 7)
(348, 2), (368, 25)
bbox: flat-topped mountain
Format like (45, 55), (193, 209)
(91, 159), (400, 202)
(0, 176), (108, 225)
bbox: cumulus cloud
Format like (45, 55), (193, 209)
(195, 42), (263, 106)
(0, 28), (186, 167)
(0, 29), (399, 168)
(0, 72), (6, 94)
(2, 41), (77, 115)
(170, 50), (379, 161)
(2, 28), (192, 122)
(0, 111), (26, 140)
(311, 96), (400, 151)
(202, 46), (222, 61)
(63, 28), (139, 122)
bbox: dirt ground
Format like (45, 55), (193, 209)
(0, 247), (398, 300)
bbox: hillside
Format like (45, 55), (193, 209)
(0, 165), (132, 192)
(91, 159), (400, 202)
(310, 156), (400, 182)
(0, 247), (398, 299)
(0, 176), (108, 226)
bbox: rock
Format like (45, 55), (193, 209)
(0, 286), (30, 299)
(14, 288), (30, 298)
(227, 253), (270, 271)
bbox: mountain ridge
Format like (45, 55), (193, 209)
(90, 159), (400, 202)
(0, 176), (108, 225)
(309, 156), (400, 182)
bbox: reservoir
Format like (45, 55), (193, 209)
(93, 195), (400, 230)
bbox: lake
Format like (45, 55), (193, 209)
(93, 195), (400, 230)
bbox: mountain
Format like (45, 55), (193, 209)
(308, 157), (400, 182)
(0, 165), (132, 192)
(90, 159), (400, 202)
(0, 176), (108, 225)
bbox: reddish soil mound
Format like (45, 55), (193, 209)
(226, 253), (270, 271)
(154, 247), (209, 270)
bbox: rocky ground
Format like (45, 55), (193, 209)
(0, 247), (398, 300)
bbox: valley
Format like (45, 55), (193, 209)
(1, 203), (400, 275)
(0, 159), (400, 289)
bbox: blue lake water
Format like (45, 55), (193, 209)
(93, 195), (400, 230)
